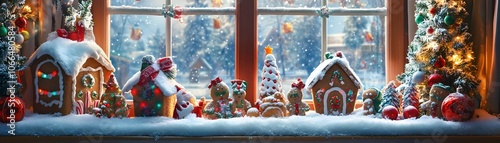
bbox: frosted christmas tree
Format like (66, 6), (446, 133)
(380, 81), (401, 120)
(397, 0), (480, 107)
(258, 45), (283, 101)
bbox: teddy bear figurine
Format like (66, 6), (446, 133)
(203, 77), (233, 119)
(230, 79), (252, 117)
(286, 78), (310, 116)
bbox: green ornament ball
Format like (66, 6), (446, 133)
(444, 15), (455, 25)
(415, 14), (425, 24)
(0, 25), (7, 37)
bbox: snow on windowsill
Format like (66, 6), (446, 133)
(0, 109), (498, 136)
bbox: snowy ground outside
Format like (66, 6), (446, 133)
(1, 109), (498, 136)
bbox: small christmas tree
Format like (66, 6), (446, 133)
(259, 45), (283, 100)
(379, 81), (401, 113)
(402, 83), (419, 110)
(397, 0), (480, 107)
(98, 74), (128, 118)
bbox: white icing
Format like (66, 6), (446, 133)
(122, 72), (141, 92)
(39, 100), (62, 107)
(25, 36), (115, 77)
(323, 87), (347, 115)
(305, 56), (364, 90)
(35, 60), (64, 108)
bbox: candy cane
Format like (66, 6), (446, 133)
(75, 100), (84, 114)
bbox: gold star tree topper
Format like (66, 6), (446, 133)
(264, 45), (273, 55)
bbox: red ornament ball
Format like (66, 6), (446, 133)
(403, 106), (420, 119)
(0, 97), (25, 123)
(382, 105), (399, 120)
(429, 7), (437, 15)
(428, 73), (444, 86)
(68, 32), (79, 41)
(441, 91), (475, 122)
(427, 26), (434, 34)
(434, 56), (446, 68)
(15, 17), (27, 28)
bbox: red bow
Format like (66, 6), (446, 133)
(56, 22), (85, 42)
(138, 57), (174, 86)
(291, 78), (305, 89)
(208, 77), (223, 88)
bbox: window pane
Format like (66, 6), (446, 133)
(328, 0), (386, 8)
(328, 15), (386, 92)
(258, 15), (322, 100)
(259, 0), (321, 7)
(173, 15), (236, 100)
(110, 15), (166, 99)
(112, 0), (236, 7)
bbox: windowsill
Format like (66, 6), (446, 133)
(125, 99), (364, 117)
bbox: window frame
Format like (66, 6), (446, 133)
(93, 0), (404, 111)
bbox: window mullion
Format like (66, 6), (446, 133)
(165, 0), (171, 56)
(321, 0), (327, 61)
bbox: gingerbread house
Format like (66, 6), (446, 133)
(25, 34), (115, 115)
(305, 51), (363, 116)
(122, 57), (178, 117)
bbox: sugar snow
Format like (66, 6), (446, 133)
(24, 36), (115, 77)
(1, 109), (498, 136)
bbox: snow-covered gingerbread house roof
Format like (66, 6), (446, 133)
(305, 51), (363, 90)
(122, 58), (178, 97)
(25, 35), (115, 77)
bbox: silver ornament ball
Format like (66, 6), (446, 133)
(15, 34), (24, 45)
(412, 71), (426, 84)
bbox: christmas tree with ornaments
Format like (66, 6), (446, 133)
(0, 0), (32, 123)
(397, 0), (479, 121)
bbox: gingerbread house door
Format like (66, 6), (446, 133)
(74, 67), (103, 114)
(323, 87), (347, 115)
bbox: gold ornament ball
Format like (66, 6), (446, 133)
(21, 30), (30, 40)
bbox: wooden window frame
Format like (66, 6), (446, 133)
(92, 0), (405, 110)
